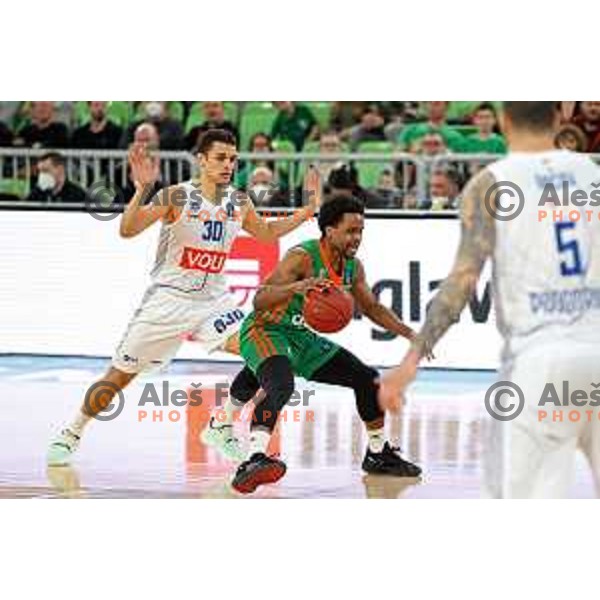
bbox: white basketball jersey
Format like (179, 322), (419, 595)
(488, 150), (600, 361)
(150, 181), (243, 297)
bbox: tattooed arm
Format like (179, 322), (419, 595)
(378, 168), (497, 412)
(411, 168), (497, 358)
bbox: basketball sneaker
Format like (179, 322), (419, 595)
(362, 442), (422, 477)
(47, 428), (81, 467)
(231, 453), (287, 494)
(201, 417), (245, 462)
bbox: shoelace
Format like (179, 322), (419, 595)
(55, 429), (80, 451)
(385, 444), (403, 456)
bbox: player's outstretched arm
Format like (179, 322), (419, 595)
(241, 167), (321, 243)
(379, 168), (497, 412)
(253, 248), (328, 311)
(120, 143), (176, 238)
(352, 259), (418, 343)
(411, 168), (496, 359)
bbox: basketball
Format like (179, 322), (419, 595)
(303, 285), (354, 333)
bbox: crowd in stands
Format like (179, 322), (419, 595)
(0, 101), (599, 209)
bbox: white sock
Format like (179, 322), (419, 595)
(223, 397), (238, 426)
(211, 397), (240, 428)
(248, 429), (271, 458)
(69, 411), (92, 437)
(367, 428), (385, 453)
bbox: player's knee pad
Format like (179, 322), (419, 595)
(230, 366), (260, 405)
(353, 365), (383, 423)
(253, 356), (295, 431)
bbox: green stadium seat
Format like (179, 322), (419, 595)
(447, 101), (503, 122)
(296, 140), (350, 186)
(74, 101), (133, 128)
(133, 101), (184, 123)
(300, 102), (332, 131)
(239, 102), (278, 150)
(356, 140), (394, 188)
(0, 178), (29, 200)
(271, 139), (296, 190)
(185, 102), (239, 134)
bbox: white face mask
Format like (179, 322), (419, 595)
(38, 172), (56, 191)
(145, 102), (164, 120)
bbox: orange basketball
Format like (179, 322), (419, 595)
(303, 286), (354, 333)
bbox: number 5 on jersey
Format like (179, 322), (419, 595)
(554, 221), (586, 277)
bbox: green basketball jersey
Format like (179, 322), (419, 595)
(251, 238), (357, 329)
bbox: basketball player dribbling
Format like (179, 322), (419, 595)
(379, 102), (600, 498)
(205, 196), (428, 494)
(47, 128), (321, 466)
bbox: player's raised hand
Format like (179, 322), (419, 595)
(303, 166), (322, 214)
(129, 142), (159, 192)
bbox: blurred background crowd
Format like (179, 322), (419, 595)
(0, 101), (598, 210)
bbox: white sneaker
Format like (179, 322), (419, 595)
(47, 428), (81, 466)
(201, 417), (245, 462)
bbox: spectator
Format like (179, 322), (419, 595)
(369, 169), (404, 209)
(555, 124), (587, 152)
(346, 105), (387, 149)
(248, 132), (276, 171)
(185, 102), (238, 151)
(0, 120), (13, 147)
(71, 101), (123, 149)
(271, 101), (318, 150)
(247, 166), (290, 208)
(25, 152), (86, 203)
(326, 162), (380, 207)
(121, 101), (184, 150)
(235, 132), (276, 190)
(403, 190), (419, 210)
(315, 131), (345, 182)
(398, 101), (464, 152)
(571, 101), (600, 152)
(330, 102), (368, 131)
(463, 103), (507, 154)
(16, 102), (68, 149)
(114, 123), (167, 204)
(0, 101), (20, 127)
(134, 122), (160, 147)
(414, 131), (448, 157)
(423, 166), (461, 210)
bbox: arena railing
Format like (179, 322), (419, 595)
(2, 149), (598, 211)
(0, 148), (427, 207)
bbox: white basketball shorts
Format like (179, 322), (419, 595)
(482, 339), (600, 498)
(112, 285), (245, 374)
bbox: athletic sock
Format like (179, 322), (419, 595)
(222, 397), (238, 426)
(69, 411), (91, 437)
(210, 397), (239, 428)
(367, 428), (385, 453)
(248, 429), (271, 458)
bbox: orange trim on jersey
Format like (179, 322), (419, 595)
(248, 328), (270, 359)
(249, 325), (277, 358)
(269, 299), (291, 324)
(318, 239), (344, 286)
(256, 328), (277, 356)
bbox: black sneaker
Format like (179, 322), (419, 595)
(231, 453), (287, 494)
(362, 442), (422, 477)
